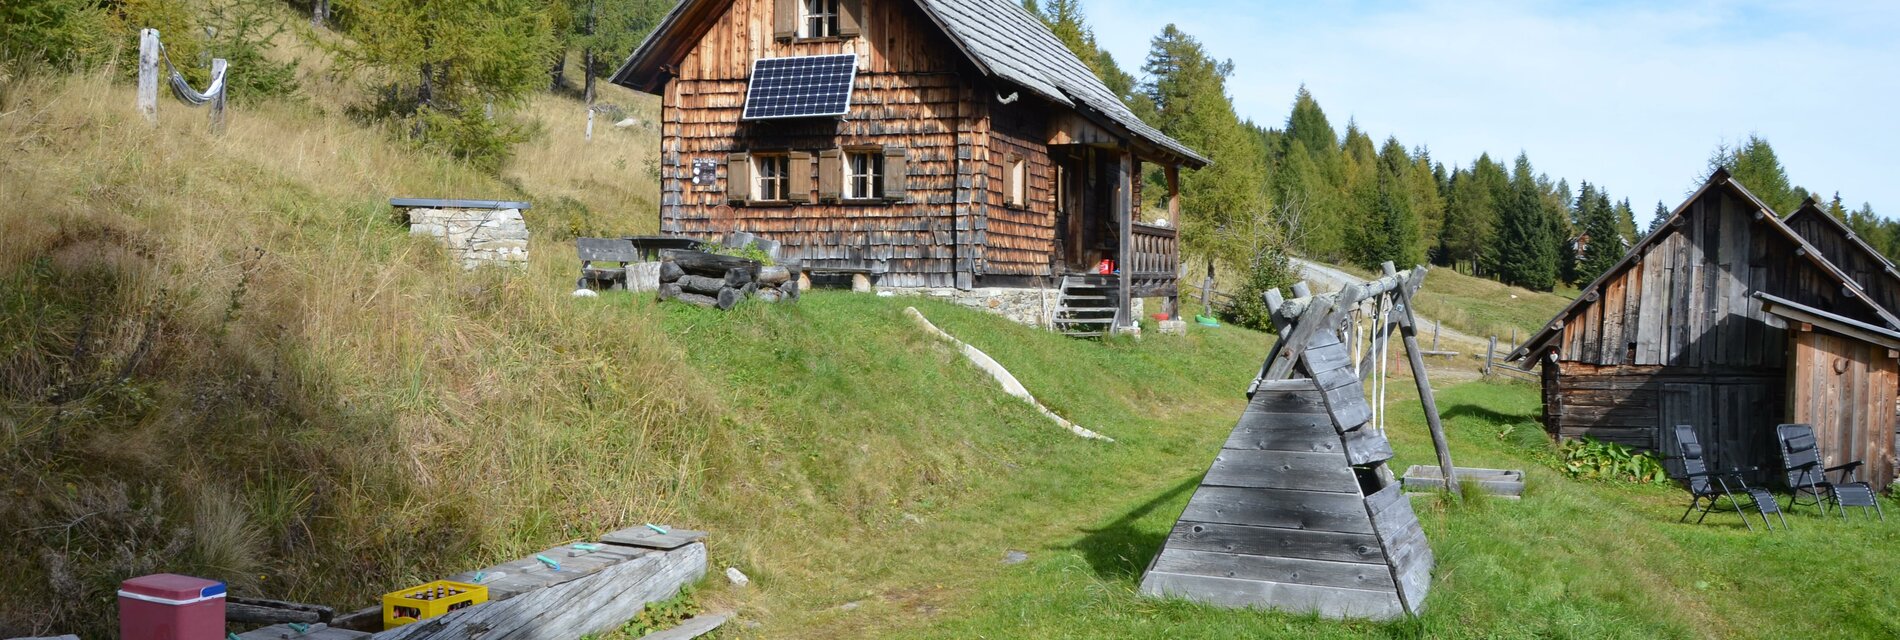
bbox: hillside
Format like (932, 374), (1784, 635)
(7, 53), (1900, 640)
(0, 68), (1283, 636)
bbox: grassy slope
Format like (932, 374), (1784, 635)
(4, 62), (1898, 640)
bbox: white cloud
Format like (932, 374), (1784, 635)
(1085, 0), (1900, 221)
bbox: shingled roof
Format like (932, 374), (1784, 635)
(609, 0), (1209, 167)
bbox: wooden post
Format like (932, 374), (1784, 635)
(1385, 262), (1458, 491)
(1165, 164), (1181, 228)
(1116, 151), (1133, 333)
(1485, 336), (1496, 375)
(208, 58), (228, 134)
(137, 29), (159, 124)
(1432, 320), (1440, 351)
(1200, 260), (1214, 319)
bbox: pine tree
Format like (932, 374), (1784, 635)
(1706, 134), (1799, 214)
(1650, 201), (1669, 234)
(1350, 172), (1420, 270)
(337, 0), (557, 167)
(1275, 87), (1346, 259)
(1614, 198), (1637, 245)
(1141, 24), (1268, 264)
(1407, 147), (1447, 262)
(1576, 184), (1626, 284)
(1494, 153), (1558, 290)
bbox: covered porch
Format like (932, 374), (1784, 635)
(1046, 130), (1185, 334)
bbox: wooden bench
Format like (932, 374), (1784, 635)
(577, 237), (640, 290)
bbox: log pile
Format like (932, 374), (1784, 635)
(656, 250), (798, 309)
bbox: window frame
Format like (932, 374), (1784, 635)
(1007, 155), (1028, 208)
(800, 0), (840, 39)
(843, 148), (885, 201)
(752, 153), (792, 203)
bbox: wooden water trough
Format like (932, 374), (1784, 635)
(1401, 466), (1525, 499)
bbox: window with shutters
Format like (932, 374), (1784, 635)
(803, 0), (839, 38)
(753, 153), (791, 201)
(845, 149), (884, 200)
(1007, 156), (1028, 207)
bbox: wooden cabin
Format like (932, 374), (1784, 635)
(1509, 171), (1900, 487)
(609, 0), (1207, 332)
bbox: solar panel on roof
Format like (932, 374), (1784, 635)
(741, 54), (858, 120)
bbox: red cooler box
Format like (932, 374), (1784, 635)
(118, 574), (226, 640)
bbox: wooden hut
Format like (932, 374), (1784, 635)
(1509, 171), (1900, 486)
(609, 0), (1207, 333)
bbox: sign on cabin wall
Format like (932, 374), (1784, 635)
(692, 159), (719, 188)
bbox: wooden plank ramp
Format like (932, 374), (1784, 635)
(1139, 378), (1430, 620)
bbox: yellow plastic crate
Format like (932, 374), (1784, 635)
(382, 580), (487, 629)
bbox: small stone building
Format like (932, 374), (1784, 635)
(393, 198), (532, 270)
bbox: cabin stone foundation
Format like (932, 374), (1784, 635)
(888, 287), (1142, 329)
(405, 207), (530, 269)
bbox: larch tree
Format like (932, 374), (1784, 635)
(1140, 24), (1269, 266)
(1706, 135), (1800, 214)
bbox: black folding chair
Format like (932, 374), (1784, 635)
(1672, 425), (1785, 531)
(1776, 423), (1884, 521)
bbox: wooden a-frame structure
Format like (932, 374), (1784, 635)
(1139, 262), (1455, 620)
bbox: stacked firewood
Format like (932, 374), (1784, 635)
(657, 250), (799, 309)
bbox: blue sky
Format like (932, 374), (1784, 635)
(1083, 0), (1900, 225)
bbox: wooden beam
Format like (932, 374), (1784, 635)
(1383, 262), (1458, 491)
(1166, 164), (1181, 228)
(373, 543), (707, 640)
(1116, 151), (1134, 333)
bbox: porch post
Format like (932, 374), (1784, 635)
(1165, 163), (1181, 319)
(1166, 164), (1180, 227)
(1117, 151), (1134, 333)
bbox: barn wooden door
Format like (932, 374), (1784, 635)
(1660, 382), (1778, 483)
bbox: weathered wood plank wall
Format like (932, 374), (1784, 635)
(1786, 205), (1900, 327)
(1787, 328), (1898, 487)
(1541, 184), (1899, 484)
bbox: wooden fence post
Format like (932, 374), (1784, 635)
(1485, 336), (1497, 375)
(1432, 320), (1440, 351)
(137, 29), (159, 124)
(208, 58), (228, 134)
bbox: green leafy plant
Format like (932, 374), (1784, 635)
(1556, 437), (1669, 485)
(613, 587), (699, 637)
(702, 242), (773, 266)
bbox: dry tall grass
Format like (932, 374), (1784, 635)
(0, 68), (711, 636)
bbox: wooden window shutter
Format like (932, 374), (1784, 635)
(773, 0), (797, 41)
(839, 0), (863, 38)
(726, 152), (750, 203)
(818, 149), (843, 202)
(788, 151), (813, 203)
(882, 146), (908, 202)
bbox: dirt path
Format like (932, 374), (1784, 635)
(1284, 258), (1500, 385)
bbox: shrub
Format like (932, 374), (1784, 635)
(0, 0), (111, 69)
(1556, 437), (1669, 485)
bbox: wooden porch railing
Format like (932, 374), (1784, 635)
(1128, 223), (1180, 298)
